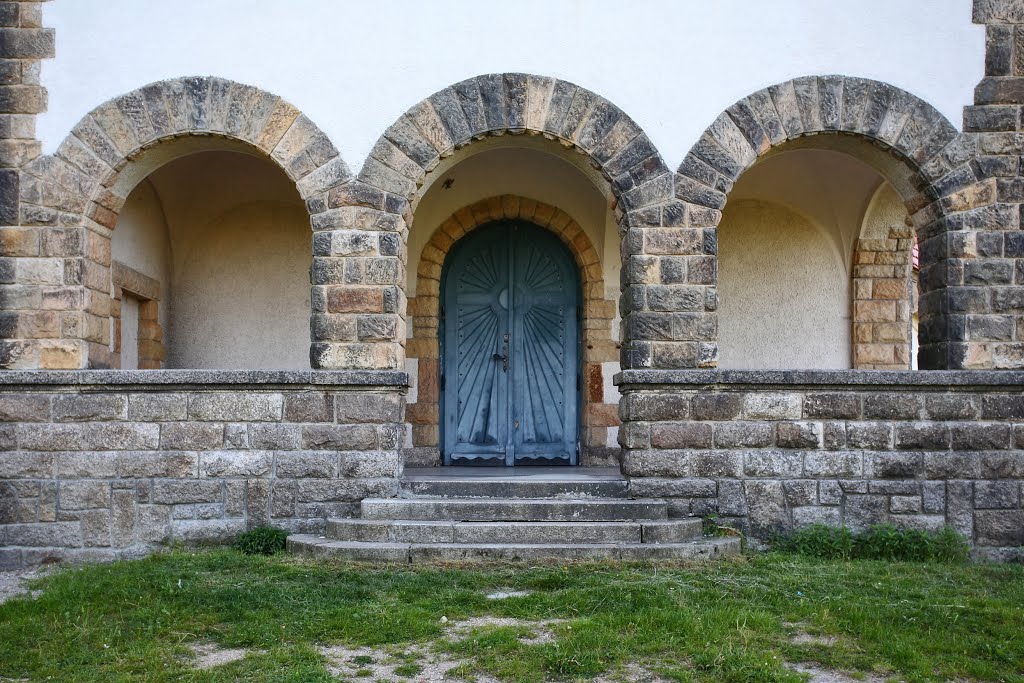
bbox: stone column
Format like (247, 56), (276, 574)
(620, 195), (719, 370)
(308, 182), (407, 371)
(0, 1), (76, 369)
(937, 0), (1024, 369)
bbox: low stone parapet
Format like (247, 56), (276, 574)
(617, 370), (1024, 559)
(0, 370), (407, 568)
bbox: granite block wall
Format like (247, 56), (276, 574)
(618, 370), (1024, 558)
(0, 370), (406, 568)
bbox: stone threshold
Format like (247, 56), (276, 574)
(0, 369), (409, 388)
(403, 466), (624, 481)
(616, 369), (1024, 388)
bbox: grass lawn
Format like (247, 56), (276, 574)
(0, 550), (1021, 682)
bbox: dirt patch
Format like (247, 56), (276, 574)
(321, 617), (669, 682)
(589, 662), (674, 682)
(0, 567), (49, 605)
(787, 663), (890, 683)
(484, 589), (531, 600)
(320, 644), (498, 683)
(186, 642), (254, 670)
(791, 632), (839, 646)
(447, 616), (567, 645)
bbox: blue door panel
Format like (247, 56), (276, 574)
(441, 221), (578, 465)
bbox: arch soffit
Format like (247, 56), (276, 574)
(352, 73), (673, 222)
(677, 75), (968, 228)
(19, 76), (350, 232)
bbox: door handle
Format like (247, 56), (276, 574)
(493, 334), (509, 372)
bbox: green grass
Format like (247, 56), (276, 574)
(0, 550), (1021, 682)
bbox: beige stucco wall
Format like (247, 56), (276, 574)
(112, 151), (311, 369)
(718, 149), (894, 369)
(718, 199), (851, 369)
(861, 183), (908, 241)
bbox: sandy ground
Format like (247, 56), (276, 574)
(186, 642), (255, 670)
(0, 567), (48, 605)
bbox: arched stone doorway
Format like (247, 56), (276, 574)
(440, 220), (581, 465)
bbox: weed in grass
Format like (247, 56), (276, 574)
(773, 523), (970, 562)
(232, 526), (290, 555)
(393, 662), (423, 676)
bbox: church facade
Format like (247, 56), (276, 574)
(1, 1), (1023, 565)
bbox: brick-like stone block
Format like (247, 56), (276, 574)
(974, 480), (1020, 508)
(742, 393), (801, 420)
(152, 480), (222, 505)
(714, 422), (773, 448)
(159, 423), (224, 451)
(334, 392), (402, 424)
(301, 424), (378, 451)
(691, 393), (742, 421)
(744, 450), (802, 477)
(275, 452), (337, 479)
(53, 394), (127, 422)
(650, 422), (712, 448)
(864, 393), (923, 419)
(248, 424), (300, 450)
(283, 392), (333, 423)
(803, 393), (861, 419)
(0, 394), (49, 422)
(128, 394), (187, 421)
(975, 510), (1024, 546)
(188, 394), (283, 422)
(776, 422), (821, 449)
(199, 452), (273, 478)
(60, 481), (110, 511)
(804, 451), (862, 477)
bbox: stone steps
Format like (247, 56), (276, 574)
(287, 467), (738, 564)
(360, 497), (668, 522)
(287, 535), (741, 563)
(326, 518), (703, 544)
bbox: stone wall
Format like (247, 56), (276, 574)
(0, 370), (406, 569)
(618, 370), (1024, 558)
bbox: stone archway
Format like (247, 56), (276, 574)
(318, 73), (690, 372)
(11, 77), (349, 369)
(404, 195), (619, 464)
(674, 75), (970, 370)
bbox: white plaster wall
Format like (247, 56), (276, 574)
(39, 1), (980, 171)
(119, 151), (311, 369)
(718, 199), (850, 369)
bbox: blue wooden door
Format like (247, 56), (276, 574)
(442, 221), (579, 466)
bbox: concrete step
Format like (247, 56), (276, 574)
(400, 477), (628, 499)
(360, 498), (668, 522)
(325, 518), (703, 544)
(287, 534), (740, 563)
